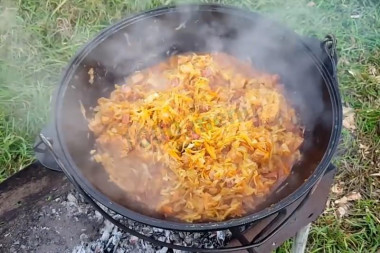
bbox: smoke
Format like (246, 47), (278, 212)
(79, 2), (327, 125)
(0, 2), (53, 138)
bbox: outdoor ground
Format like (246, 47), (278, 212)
(0, 0), (379, 252)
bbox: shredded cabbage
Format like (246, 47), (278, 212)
(89, 53), (304, 222)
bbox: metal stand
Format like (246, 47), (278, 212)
(292, 223), (311, 253)
(226, 164), (336, 253)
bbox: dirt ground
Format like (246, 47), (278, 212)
(0, 164), (101, 253)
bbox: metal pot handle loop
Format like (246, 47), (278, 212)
(322, 34), (338, 81)
(323, 34), (337, 59)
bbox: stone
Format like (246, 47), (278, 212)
(79, 233), (89, 243)
(67, 193), (77, 204)
(156, 247), (168, 253)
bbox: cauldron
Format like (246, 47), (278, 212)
(37, 4), (342, 235)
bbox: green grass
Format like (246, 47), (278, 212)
(308, 199), (380, 252)
(0, 0), (379, 251)
(0, 112), (34, 179)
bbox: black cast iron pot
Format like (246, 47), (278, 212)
(36, 4), (342, 238)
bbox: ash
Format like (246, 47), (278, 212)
(69, 191), (232, 253)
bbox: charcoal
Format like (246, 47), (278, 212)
(70, 190), (236, 253)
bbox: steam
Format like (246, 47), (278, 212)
(0, 2), (53, 136)
(81, 2), (327, 127)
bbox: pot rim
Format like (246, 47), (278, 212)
(53, 4), (342, 231)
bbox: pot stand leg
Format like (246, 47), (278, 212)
(291, 223), (311, 253)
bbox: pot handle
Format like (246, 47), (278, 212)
(322, 34), (338, 82)
(34, 127), (62, 172)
